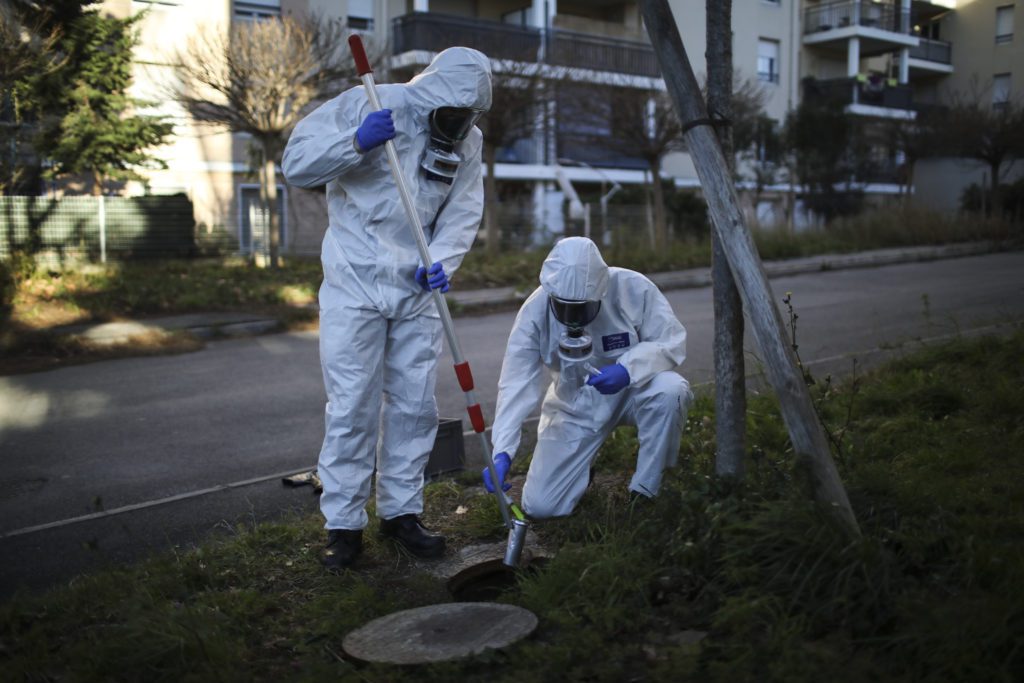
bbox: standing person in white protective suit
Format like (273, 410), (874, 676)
(482, 237), (693, 518)
(282, 47), (491, 571)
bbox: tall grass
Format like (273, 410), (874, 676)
(1, 283), (1022, 682)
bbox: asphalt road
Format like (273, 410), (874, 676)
(2, 250), (1023, 597)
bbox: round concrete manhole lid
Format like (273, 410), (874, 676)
(342, 602), (538, 664)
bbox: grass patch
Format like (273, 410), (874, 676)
(2, 312), (1023, 680)
(5, 258), (323, 331)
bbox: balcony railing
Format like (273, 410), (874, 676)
(803, 76), (914, 111)
(390, 13), (659, 78)
(909, 37), (952, 64)
(546, 29), (659, 78)
(804, 1), (911, 35)
(392, 12), (541, 62)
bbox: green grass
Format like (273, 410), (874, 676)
(2, 323), (1023, 679)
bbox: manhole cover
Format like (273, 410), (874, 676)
(342, 602), (538, 664)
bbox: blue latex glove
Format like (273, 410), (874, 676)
(482, 452), (512, 493)
(586, 363), (630, 395)
(415, 261), (450, 293)
(355, 109), (395, 152)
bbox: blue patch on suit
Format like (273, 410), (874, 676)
(602, 332), (630, 352)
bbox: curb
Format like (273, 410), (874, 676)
(54, 313), (282, 346)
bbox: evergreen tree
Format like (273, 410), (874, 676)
(37, 7), (172, 195)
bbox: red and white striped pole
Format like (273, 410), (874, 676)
(348, 35), (514, 531)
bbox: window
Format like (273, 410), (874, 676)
(238, 185), (286, 256)
(992, 73), (1011, 110)
(234, 0), (280, 21)
(348, 0), (374, 31)
(996, 5), (1014, 44)
(757, 39), (781, 84)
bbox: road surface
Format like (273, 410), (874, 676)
(1, 250), (1022, 596)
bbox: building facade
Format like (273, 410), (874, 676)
(106, 0), (1020, 254)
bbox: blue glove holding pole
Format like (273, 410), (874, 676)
(586, 363), (630, 395)
(415, 261), (450, 293)
(482, 451), (512, 493)
(355, 109), (395, 152)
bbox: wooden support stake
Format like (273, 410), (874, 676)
(640, 0), (860, 537)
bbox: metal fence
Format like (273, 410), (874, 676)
(0, 195), (195, 264)
(488, 200), (687, 252)
(0, 194), (698, 265)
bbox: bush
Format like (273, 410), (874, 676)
(960, 178), (1024, 220)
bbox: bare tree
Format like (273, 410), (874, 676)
(605, 87), (683, 249)
(705, 0), (746, 482)
(642, 0), (859, 536)
(173, 15), (361, 267)
(478, 59), (546, 254)
(882, 106), (941, 207)
(939, 81), (1024, 216)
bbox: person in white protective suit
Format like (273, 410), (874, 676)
(483, 237), (693, 518)
(282, 47), (491, 570)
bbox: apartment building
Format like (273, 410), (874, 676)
(107, 0), (1019, 255)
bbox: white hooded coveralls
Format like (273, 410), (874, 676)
(282, 48), (491, 530)
(490, 237), (693, 518)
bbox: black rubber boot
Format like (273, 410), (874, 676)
(322, 529), (363, 572)
(628, 490), (652, 507)
(379, 514), (446, 558)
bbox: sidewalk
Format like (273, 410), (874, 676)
(53, 241), (1007, 345)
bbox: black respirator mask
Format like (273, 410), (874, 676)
(421, 106), (485, 184)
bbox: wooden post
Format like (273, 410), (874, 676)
(640, 0), (860, 536)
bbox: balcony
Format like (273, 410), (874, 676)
(390, 12), (659, 78)
(908, 36), (953, 76)
(803, 1), (917, 56)
(803, 76), (916, 119)
(909, 36), (951, 63)
(546, 30), (659, 78)
(391, 12), (541, 62)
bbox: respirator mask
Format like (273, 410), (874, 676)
(551, 295), (602, 401)
(421, 106), (485, 184)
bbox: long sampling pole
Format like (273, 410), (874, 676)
(347, 35), (520, 532)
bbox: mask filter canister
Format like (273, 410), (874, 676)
(556, 328), (600, 401)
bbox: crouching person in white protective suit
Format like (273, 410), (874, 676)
(482, 237), (693, 518)
(282, 47), (491, 571)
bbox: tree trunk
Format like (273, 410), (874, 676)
(706, 0), (746, 481)
(642, 0), (859, 537)
(650, 156), (668, 249)
(903, 159), (916, 210)
(484, 142), (499, 253)
(92, 169), (103, 197)
(261, 138), (281, 269)
(990, 161), (1002, 217)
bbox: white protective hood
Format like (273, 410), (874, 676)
(406, 47), (492, 117)
(539, 236), (610, 302)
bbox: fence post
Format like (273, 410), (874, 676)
(98, 195), (107, 264)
